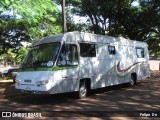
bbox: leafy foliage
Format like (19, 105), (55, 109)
(1, 48), (16, 59)
(0, 0), (159, 58)
(16, 47), (29, 63)
(0, 0), (62, 55)
(56, 0), (160, 57)
(0, 18), (30, 54)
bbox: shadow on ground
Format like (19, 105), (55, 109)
(1, 76), (160, 115)
(2, 80), (130, 103)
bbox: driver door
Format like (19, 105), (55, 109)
(57, 43), (79, 92)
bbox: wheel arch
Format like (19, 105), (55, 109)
(130, 72), (137, 85)
(131, 72), (137, 81)
(79, 78), (91, 90)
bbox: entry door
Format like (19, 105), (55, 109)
(57, 43), (79, 92)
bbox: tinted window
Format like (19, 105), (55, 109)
(136, 47), (144, 58)
(80, 43), (96, 57)
(108, 45), (116, 55)
(22, 42), (60, 68)
(58, 44), (79, 66)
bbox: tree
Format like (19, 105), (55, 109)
(16, 47), (29, 63)
(0, 48), (17, 66)
(62, 0), (67, 33)
(60, 0), (159, 57)
(0, 18), (30, 54)
(121, 0), (160, 57)
(61, 0), (132, 35)
(0, 0), (62, 54)
(1, 48), (16, 59)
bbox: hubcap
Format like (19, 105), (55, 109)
(80, 86), (86, 97)
(130, 77), (134, 86)
(131, 80), (134, 85)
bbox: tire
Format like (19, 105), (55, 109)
(78, 81), (87, 99)
(13, 79), (15, 84)
(128, 74), (136, 87)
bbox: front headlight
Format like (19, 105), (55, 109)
(15, 80), (20, 86)
(36, 80), (49, 85)
(15, 80), (20, 84)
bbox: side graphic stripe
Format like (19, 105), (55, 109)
(17, 66), (79, 72)
(93, 61), (141, 88)
(116, 61), (141, 73)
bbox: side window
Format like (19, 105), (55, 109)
(80, 43), (96, 57)
(136, 47), (144, 58)
(58, 44), (79, 66)
(108, 45), (116, 55)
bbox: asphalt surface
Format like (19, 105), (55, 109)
(0, 76), (160, 119)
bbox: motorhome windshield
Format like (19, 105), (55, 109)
(22, 42), (61, 68)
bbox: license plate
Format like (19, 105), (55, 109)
(24, 79), (31, 83)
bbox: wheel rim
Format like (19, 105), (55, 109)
(130, 76), (135, 86)
(80, 85), (86, 98)
(131, 79), (134, 86)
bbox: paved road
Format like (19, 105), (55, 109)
(0, 76), (160, 119)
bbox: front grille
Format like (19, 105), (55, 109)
(21, 84), (35, 86)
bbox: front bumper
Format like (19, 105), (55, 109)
(21, 89), (49, 94)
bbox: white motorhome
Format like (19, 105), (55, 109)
(15, 31), (150, 98)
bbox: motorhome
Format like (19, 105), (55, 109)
(15, 32), (150, 98)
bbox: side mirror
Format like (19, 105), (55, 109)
(47, 61), (54, 67)
(72, 61), (78, 66)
